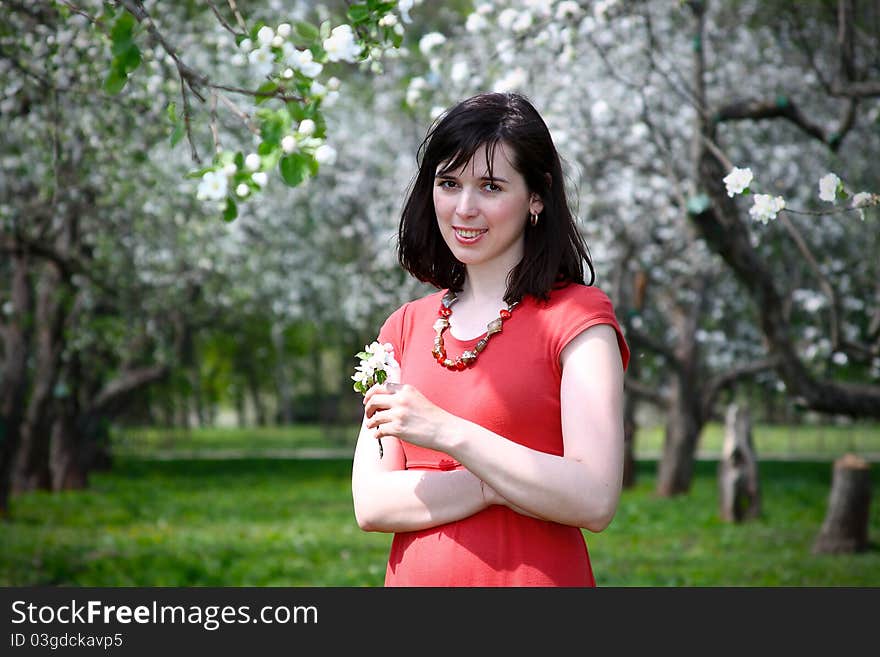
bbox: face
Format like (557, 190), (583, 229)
(432, 141), (543, 272)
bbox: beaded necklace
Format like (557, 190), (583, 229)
(431, 290), (520, 371)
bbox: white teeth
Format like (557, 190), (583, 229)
(456, 229), (486, 238)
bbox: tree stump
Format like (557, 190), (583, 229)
(813, 453), (872, 554)
(717, 404), (761, 522)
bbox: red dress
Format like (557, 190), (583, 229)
(376, 283), (630, 586)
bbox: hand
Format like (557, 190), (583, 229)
(363, 382), (455, 451)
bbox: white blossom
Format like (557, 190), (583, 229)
(248, 46), (275, 78)
(749, 194), (786, 223)
(556, 1), (583, 20)
(284, 45), (323, 77)
(852, 192), (875, 208)
(397, 0), (418, 24)
(723, 167), (754, 197)
(450, 59), (470, 84)
(379, 14), (398, 27)
(466, 13), (489, 32)
(252, 171), (268, 187)
(323, 24), (362, 62)
(235, 183), (250, 197)
(276, 23), (292, 38)
(493, 67), (527, 92)
(244, 153), (261, 171)
(222, 162), (237, 177)
(281, 135), (297, 153)
(818, 172), (841, 202)
(196, 170), (227, 201)
(239, 38), (253, 52)
(315, 144), (337, 166)
(298, 119), (316, 136)
(257, 26), (275, 47)
(419, 32), (446, 56)
(512, 12), (534, 33)
(498, 8), (520, 31)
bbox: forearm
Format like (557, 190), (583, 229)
(444, 419), (621, 531)
(352, 467), (487, 533)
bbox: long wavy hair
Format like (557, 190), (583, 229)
(397, 91), (594, 304)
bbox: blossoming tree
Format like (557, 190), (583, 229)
(403, 0), (879, 495)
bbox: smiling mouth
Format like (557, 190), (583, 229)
(454, 228), (488, 238)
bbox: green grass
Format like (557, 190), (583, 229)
(113, 421), (880, 460)
(3, 457), (879, 586)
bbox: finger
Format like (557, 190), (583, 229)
(363, 383), (392, 406)
(366, 409), (393, 432)
(364, 392), (398, 418)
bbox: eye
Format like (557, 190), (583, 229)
(482, 181), (502, 192)
(437, 179), (458, 189)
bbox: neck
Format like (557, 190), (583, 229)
(460, 260), (518, 307)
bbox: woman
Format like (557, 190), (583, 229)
(352, 92), (630, 586)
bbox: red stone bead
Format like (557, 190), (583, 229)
(439, 307), (452, 317)
(499, 308), (511, 320)
(454, 361), (467, 371)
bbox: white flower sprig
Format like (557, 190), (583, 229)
(352, 341), (400, 458)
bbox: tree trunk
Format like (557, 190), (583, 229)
(272, 323), (295, 425)
(234, 384), (247, 428)
(13, 261), (67, 493)
(246, 367), (267, 426)
(718, 403), (761, 522)
(0, 252), (34, 518)
(656, 379), (702, 496)
(813, 453), (872, 554)
(50, 398), (88, 491)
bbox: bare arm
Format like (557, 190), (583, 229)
(350, 414), (488, 533)
(445, 324), (625, 531)
(364, 324), (625, 531)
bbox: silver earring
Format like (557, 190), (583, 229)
(530, 212), (539, 226)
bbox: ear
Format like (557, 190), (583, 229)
(529, 193), (544, 215)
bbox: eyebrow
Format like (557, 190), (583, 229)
(435, 174), (510, 183)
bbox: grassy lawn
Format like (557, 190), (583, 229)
(3, 456), (879, 587)
(112, 421), (880, 460)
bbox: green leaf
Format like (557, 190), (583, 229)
(306, 155), (319, 177)
(319, 20), (332, 40)
(375, 370), (387, 384)
(166, 101), (178, 123)
(223, 198), (238, 222)
(119, 44), (141, 73)
(279, 153), (310, 187)
(170, 122), (185, 147)
(104, 65), (128, 95)
(294, 21), (321, 44)
(186, 166), (215, 179)
(110, 11), (136, 46)
(347, 4), (371, 24)
(255, 81), (278, 105)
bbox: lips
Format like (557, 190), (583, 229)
(454, 227), (488, 242)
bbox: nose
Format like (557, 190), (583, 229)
(455, 188), (479, 219)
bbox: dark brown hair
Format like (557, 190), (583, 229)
(397, 92), (594, 304)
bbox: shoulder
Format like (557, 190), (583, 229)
(382, 289), (444, 325)
(533, 282), (617, 317)
(378, 289), (445, 346)
(529, 282), (630, 371)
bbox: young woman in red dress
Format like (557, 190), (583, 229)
(352, 92), (630, 586)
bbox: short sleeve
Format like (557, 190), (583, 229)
(376, 302), (409, 366)
(552, 287), (630, 371)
